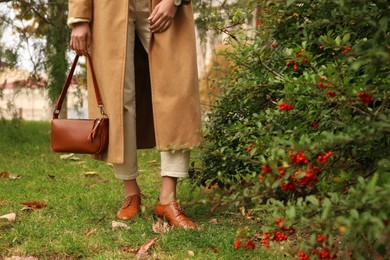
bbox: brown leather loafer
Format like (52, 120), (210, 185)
(153, 200), (197, 230)
(116, 194), (141, 220)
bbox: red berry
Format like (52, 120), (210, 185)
(244, 239), (255, 250)
(275, 218), (283, 224)
(279, 103), (294, 111)
(293, 64), (299, 70)
(262, 165), (272, 175)
(271, 43), (277, 48)
(234, 240), (241, 250)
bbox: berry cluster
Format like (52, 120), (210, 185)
(309, 121), (319, 129)
(298, 250), (310, 260)
(244, 239), (255, 250)
(327, 91), (336, 97)
(279, 103), (295, 111)
(261, 218), (296, 248)
(318, 82), (328, 89)
(341, 45), (352, 54)
(261, 165), (272, 175)
(281, 181), (298, 192)
(298, 234), (338, 259)
(289, 151), (309, 164)
(357, 91), (374, 103)
(317, 151), (333, 164)
(234, 238), (256, 251)
(233, 228), (257, 251)
(294, 165), (322, 187)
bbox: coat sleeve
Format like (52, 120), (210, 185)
(68, 0), (93, 21)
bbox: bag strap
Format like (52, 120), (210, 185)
(52, 53), (107, 119)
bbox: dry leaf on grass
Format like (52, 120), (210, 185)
(209, 218), (220, 225)
(60, 153), (80, 161)
(0, 213), (16, 224)
(152, 219), (173, 234)
(0, 200), (5, 206)
(21, 201), (47, 211)
(135, 237), (158, 260)
(85, 228), (97, 237)
(239, 206), (246, 216)
(112, 220), (130, 229)
(210, 246), (219, 253)
(0, 171), (9, 178)
(83, 171), (98, 177)
(0, 171), (21, 180)
(147, 160), (157, 166)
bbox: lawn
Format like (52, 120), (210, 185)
(0, 120), (290, 259)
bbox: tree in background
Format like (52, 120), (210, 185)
(0, 0), (69, 117)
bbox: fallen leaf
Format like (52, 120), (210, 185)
(112, 220), (130, 229)
(121, 246), (138, 254)
(0, 171), (20, 180)
(152, 219), (173, 234)
(239, 206), (246, 216)
(21, 201), (47, 211)
(0, 201), (5, 206)
(246, 209), (254, 219)
(60, 153), (80, 161)
(209, 218), (220, 225)
(0, 171), (9, 178)
(188, 250), (195, 257)
(210, 246), (219, 253)
(0, 213), (16, 224)
(83, 171), (98, 177)
(147, 160), (157, 166)
(9, 174), (21, 180)
(135, 237), (158, 260)
(85, 228), (97, 237)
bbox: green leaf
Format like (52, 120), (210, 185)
(306, 195), (319, 206)
(286, 206), (296, 219)
(350, 209), (359, 219)
(335, 35), (341, 46)
(342, 33), (351, 42)
(286, 0), (296, 7)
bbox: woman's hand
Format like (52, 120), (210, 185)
(148, 0), (178, 33)
(70, 23), (91, 55)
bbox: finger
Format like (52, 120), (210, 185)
(148, 6), (158, 22)
(159, 20), (172, 33)
(150, 16), (165, 32)
(148, 6), (160, 24)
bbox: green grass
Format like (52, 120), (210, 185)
(0, 120), (290, 259)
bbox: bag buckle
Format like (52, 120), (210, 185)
(99, 105), (107, 117)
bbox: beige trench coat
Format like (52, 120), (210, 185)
(68, 0), (202, 164)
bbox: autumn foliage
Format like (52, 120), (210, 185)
(192, 0), (390, 258)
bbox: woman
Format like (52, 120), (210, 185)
(68, 0), (202, 229)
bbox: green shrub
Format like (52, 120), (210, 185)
(192, 0), (390, 258)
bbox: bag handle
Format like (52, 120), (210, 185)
(52, 52), (107, 119)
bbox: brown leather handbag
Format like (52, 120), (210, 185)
(50, 53), (109, 155)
